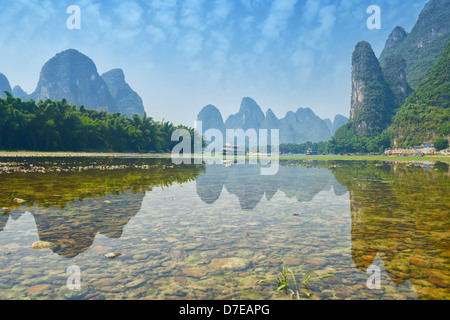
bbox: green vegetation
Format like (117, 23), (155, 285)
(379, 0), (450, 89)
(330, 40), (449, 153)
(278, 155), (449, 162)
(392, 41), (450, 147)
(382, 54), (413, 107)
(434, 138), (449, 151)
(280, 141), (329, 154)
(0, 93), (198, 153)
(350, 41), (398, 137)
(328, 125), (393, 154)
(258, 266), (334, 299)
(280, 128), (392, 155)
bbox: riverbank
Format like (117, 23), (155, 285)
(0, 151), (172, 158)
(278, 154), (450, 163)
(0, 151), (449, 163)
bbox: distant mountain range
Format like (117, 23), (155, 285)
(197, 97), (348, 145)
(0, 49), (145, 118)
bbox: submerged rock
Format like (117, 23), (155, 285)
(209, 258), (250, 271)
(183, 268), (207, 278)
(30, 241), (55, 250)
(104, 252), (122, 259)
(26, 284), (52, 295)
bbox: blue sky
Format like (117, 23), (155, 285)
(0, 0), (428, 125)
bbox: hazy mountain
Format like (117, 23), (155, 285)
(279, 108), (335, 144)
(0, 73), (12, 98)
(31, 49), (117, 112)
(332, 115), (350, 133)
(12, 85), (29, 100)
(101, 68), (145, 117)
(225, 97), (266, 131)
(260, 108), (282, 131)
(197, 97), (348, 145)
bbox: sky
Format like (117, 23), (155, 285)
(0, 0), (428, 125)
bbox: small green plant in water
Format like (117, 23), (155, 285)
(259, 267), (334, 299)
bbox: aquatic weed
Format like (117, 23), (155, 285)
(258, 266), (334, 299)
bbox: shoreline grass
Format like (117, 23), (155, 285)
(0, 151), (448, 163)
(277, 154), (450, 162)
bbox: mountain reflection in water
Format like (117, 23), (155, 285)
(196, 163), (347, 210)
(0, 158), (205, 258)
(0, 158), (448, 300)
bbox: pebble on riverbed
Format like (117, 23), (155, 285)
(30, 241), (55, 250)
(104, 252), (122, 259)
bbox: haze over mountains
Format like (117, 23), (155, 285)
(0, 49), (145, 118)
(197, 97), (348, 145)
(1, 0), (447, 150)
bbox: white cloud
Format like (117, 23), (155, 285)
(114, 1), (143, 29)
(180, 0), (206, 30)
(149, 0), (178, 36)
(209, 0), (233, 23)
(299, 4), (337, 51)
(177, 31), (204, 57)
(146, 25), (167, 44)
(301, 0), (320, 25)
(261, 0), (297, 39)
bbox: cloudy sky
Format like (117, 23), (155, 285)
(0, 0), (428, 125)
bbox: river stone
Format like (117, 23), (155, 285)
(283, 257), (302, 266)
(27, 284), (51, 295)
(92, 246), (113, 254)
(306, 258), (327, 266)
(132, 253), (148, 260)
(30, 241), (55, 250)
(429, 277), (448, 288)
(209, 258), (250, 271)
(410, 258), (428, 268)
(183, 268), (207, 278)
(104, 252), (122, 259)
(126, 277), (147, 288)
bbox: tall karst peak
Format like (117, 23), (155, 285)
(197, 104), (226, 140)
(350, 41), (397, 136)
(260, 108), (281, 131)
(379, 26), (408, 62)
(32, 49), (117, 113)
(199, 97), (348, 145)
(102, 68), (145, 117)
(12, 85), (29, 100)
(0, 73), (12, 98)
(379, 0), (450, 89)
(392, 40), (450, 147)
(382, 54), (413, 106)
(225, 97), (265, 130)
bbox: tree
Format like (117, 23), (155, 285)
(0, 95), (197, 153)
(434, 138), (449, 151)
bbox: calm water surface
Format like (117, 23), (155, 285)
(0, 157), (448, 300)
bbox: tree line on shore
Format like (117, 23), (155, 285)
(0, 92), (196, 153)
